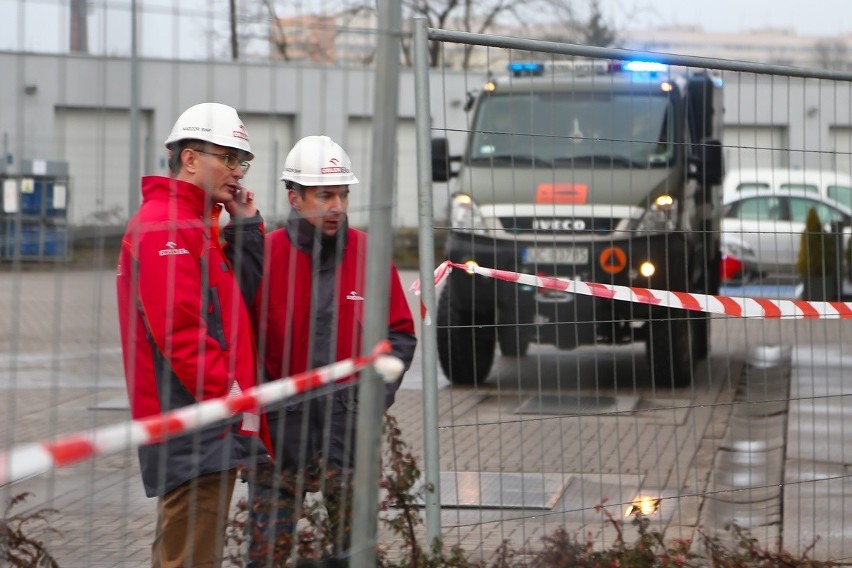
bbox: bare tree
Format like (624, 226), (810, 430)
(228, 0), (589, 69)
(536, 0), (618, 47)
(399, 0), (460, 67)
(261, 0), (289, 60)
(397, 0), (580, 68)
(581, 0), (617, 47)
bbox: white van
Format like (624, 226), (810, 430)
(722, 167), (852, 208)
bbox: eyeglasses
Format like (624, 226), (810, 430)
(195, 149), (251, 174)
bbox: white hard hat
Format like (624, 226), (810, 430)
(280, 135), (359, 186)
(164, 102), (254, 160)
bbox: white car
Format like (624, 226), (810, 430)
(720, 235), (759, 284)
(721, 189), (852, 276)
(723, 167), (852, 208)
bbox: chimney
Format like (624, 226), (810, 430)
(70, 0), (88, 53)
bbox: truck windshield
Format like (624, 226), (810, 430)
(469, 91), (674, 167)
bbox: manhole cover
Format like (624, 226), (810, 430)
(515, 394), (639, 416)
(430, 471), (570, 509)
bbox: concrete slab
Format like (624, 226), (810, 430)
(433, 471), (571, 509)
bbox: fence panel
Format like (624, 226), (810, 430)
(4, 6), (852, 566)
(413, 26), (852, 564)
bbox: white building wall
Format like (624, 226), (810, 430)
(2, 51), (852, 228)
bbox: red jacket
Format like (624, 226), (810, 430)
(256, 225), (415, 381)
(116, 175), (268, 497)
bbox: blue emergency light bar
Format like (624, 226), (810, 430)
(507, 60), (668, 78)
(622, 61), (668, 73)
(508, 62), (545, 77)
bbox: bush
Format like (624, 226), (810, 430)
(227, 416), (837, 568)
(0, 492), (60, 568)
(797, 207), (835, 277)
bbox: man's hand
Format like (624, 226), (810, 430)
(226, 186), (258, 219)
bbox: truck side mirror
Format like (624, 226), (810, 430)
(689, 138), (723, 187)
(432, 137), (452, 182)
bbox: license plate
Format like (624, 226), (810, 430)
(523, 247), (589, 264)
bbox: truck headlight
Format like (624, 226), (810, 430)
(450, 193), (489, 235)
(636, 194), (678, 233)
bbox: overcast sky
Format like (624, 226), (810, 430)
(618, 0), (852, 36)
(0, 0), (850, 58)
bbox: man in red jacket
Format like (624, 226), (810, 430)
(249, 136), (416, 564)
(116, 102), (269, 568)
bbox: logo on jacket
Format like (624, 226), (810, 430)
(158, 241), (190, 256)
(346, 290), (364, 301)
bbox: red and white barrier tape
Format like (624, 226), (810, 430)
(0, 341), (393, 487)
(408, 261), (453, 324)
(433, 261), (852, 320)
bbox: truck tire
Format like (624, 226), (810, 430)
(436, 288), (496, 385)
(691, 315), (710, 361)
(646, 311), (693, 388)
(498, 325), (530, 357)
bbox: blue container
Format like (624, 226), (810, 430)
(19, 181), (44, 215)
(5, 221), (68, 258)
(19, 180), (67, 217)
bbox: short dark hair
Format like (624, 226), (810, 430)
(167, 139), (205, 174)
(285, 180), (304, 193)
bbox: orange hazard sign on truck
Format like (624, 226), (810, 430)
(599, 246), (627, 274)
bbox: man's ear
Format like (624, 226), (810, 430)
(288, 189), (302, 210)
(181, 148), (199, 174)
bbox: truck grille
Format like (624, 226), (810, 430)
(499, 217), (618, 235)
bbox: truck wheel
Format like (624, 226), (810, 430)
(646, 312), (693, 388)
(498, 326), (530, 357)
(691, 316), (710, 361)
(436, 288), (496, 385)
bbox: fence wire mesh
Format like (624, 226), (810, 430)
(412, 27), (852, 565)
(3, 6), (852, 567)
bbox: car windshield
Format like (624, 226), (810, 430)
(469, 91), (674, 167)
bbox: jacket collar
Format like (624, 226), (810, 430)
(285, 208), (348, 261)
(141, 175), (217, 218)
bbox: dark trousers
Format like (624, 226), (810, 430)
(247, 395), (357, 567)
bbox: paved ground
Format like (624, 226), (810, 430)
(1, 267), (852, 566)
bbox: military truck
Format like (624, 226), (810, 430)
(432, 60), (724, 387)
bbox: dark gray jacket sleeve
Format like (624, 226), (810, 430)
(384, 329), (417, 409)
(383, 266), (418, 409)
(223, 212), (265, 308)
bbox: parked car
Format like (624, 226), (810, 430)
(723, 167), (852, 208)
(720, 235), (759, 284)
(721, 189), (852, 276)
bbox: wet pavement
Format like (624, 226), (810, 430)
(1, 268), (852, 565)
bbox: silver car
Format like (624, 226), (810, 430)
(721, 189), (852, 276)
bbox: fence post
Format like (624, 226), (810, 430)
(350, 1), (402, 567)
(413, 16), (442, 547)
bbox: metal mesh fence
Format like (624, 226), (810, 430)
(4, 4), (852, 567)
(411, 25), (852, 564)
